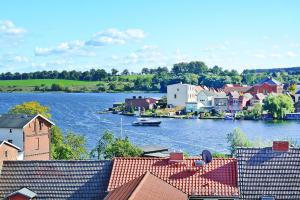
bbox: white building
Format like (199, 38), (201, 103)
(295, 85), (300, 103)
(167, 83), (197, 107)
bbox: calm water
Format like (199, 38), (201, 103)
(0, 92), (299, 155)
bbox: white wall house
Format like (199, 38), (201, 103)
(167, 83), (197, 107)
(295, 86), (300, 103)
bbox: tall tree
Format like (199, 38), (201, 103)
(9, 101), (51, 118)
(263, 94), (295, 119)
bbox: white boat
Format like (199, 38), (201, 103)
(132, 118), (161, 126)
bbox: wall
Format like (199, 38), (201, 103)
(214, 98), (228, 113)
(0, 128), (23, 150)
(167, 83), (196, 107)
(23, 116), (51, 160)
(0, 144), (19, 163)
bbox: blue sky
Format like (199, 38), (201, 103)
(0, 0), (300, 73)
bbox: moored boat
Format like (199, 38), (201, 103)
(132, 118), (162, 126)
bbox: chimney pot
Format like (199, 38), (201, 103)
(169, 152), (184, 162)
(272, 141), (289, 152)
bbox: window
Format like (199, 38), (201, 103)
(4, 150), (8, 158)
(177, 88), (179, 91)
(8, 139), (13, 143)
(261, 197), (275, 200)
(298, 96), (300, 101)
(39, 121), (43, 130)
(174, 94), (177, 99)
(35, 138), (40, 150)
(9, 129), (12, 133)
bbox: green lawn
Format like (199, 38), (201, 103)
(0, 79), (99, 87)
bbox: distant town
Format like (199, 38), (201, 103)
(113, 76), (300, 120)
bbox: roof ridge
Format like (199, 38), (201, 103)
(128, 172), (149, 199)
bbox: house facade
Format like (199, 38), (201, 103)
(295, 85), (300, 103)
(167, 83), (197, 107)
(0, 114), (54, 160)
(0, 141), (21, 164)
(214, 92), (228, 113)
(227, 91), (241, 113)
(125, 96), (157, 110)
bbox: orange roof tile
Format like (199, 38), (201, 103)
(108, 157), (239, 198)
(105, 171), (187, 200)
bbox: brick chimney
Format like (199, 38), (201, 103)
(169, 152), (184, 163)
(272, 141), (289, 152)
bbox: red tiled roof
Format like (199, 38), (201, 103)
(105, 171), (187, 200)
(108, 157), (239, 198)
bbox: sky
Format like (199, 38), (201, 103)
(0, 0), (300, 73)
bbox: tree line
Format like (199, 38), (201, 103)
(2, 61), (300, 92)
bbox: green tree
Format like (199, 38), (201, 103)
(9, 101), (51, 118)
(51, 126), (88, 160)
(289, 84), (297, 94)
(263, 94), (294, 119)
(90, 131), (142, 159)
(51, 83), (64, 91)
(227, 128), (252, 156)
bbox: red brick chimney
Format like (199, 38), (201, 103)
(272, 141), (289, 152)
(169, 152), (184, 163)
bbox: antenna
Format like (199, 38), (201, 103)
(120, 117), (123, 138)
(201, 150), (213, 164)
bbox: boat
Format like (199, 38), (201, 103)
(224, 115), (234, 120)
(132, 118), (162, 126)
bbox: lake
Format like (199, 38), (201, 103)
(0, 92), (299, 155)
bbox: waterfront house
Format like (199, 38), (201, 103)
(0, 114), (54, 160)
(227, 91), (241, 113)
(237, 141), (300, 199)
(295, 85), (300, 103)
(0, 160), (113, 200)
(107, 155), (239, 199)
(185, 90), (215, 113)
(213, 92), (228, 113)
(250, 93), (265, 106)
(248, 77), (283, 95)
(125, 96), (157, 111)
(167, 83), (197, 107)
(294, 101), (300, 113)
(196, 90), (215, 112)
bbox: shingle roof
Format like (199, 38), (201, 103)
(237, 148), (300, 199)
(0, 114), (35, 128)
(108, 157), (239, 198)
(105, 171), (187, 200)
(0, 160), (112, 200)
(0, 114), (54, 128)
(257, 77), (282, 86)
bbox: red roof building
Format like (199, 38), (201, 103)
(108, 157), (239, 199)
(105, 171), (188, 200)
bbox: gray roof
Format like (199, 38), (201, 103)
(6, 187), (37, 199)
(257, 77), (282, 86)
(237, 148), (300, 199)
(0, 114), (36, 128)
(0, 160), (112, 200)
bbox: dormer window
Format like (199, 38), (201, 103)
(261, 196), (275, 200)
(9, 129), (12, 133)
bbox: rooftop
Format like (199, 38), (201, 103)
(108, 157), (239, 198)
(237, 147), (300, 199)
(0, 114), (54, 129)
(105, 171), (187, 200)
(0, 160), (112, 200)
(257, 77), (282, 86)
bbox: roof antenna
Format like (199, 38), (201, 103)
(120, 117), (123, 139)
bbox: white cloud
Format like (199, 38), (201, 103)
(0, 20), (26, 36)
(85, 28), (145, 46)
(0, 54), (30, 63)
(270, 53), (281, 58)
(35, 40), (86, 56)
(287, 51), (298, 57)
(35, 28), (146, 56)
